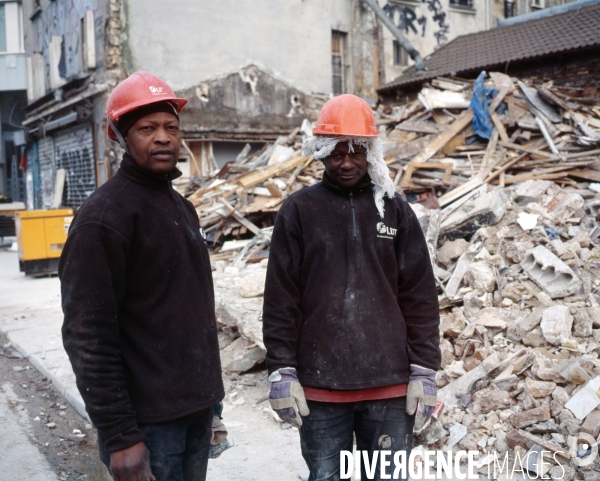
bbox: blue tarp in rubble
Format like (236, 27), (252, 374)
(470, 71), (498, 140)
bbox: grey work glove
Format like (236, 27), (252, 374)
(209, 403), (232, 459)
(406, 364), (437, 432)
(268, 367), (310, 428)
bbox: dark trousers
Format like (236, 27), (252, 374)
(99, 408), (213, 481)
(300, 397), (414, 481)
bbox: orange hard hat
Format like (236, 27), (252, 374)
(312, 94), (378, 137)
(106, 71), (187, 142)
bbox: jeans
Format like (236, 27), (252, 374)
(99, 408), (213, 481)
(300, 397), (414, 481)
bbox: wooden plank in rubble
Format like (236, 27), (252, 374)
(237, 156), (311, 189)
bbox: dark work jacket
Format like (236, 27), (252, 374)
(59, 154), (224, 452)
(262, 173), (440, 390)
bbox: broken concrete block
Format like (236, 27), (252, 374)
(580, 409), (600, 438)
(511, 406), (551, 429)
(515, 179), (585, 222)
(439, 338), (454, 369)
(462, 291), (483, 320)
(220, 337), (266, 374)
(464, 357), (482, 371)
(522, 327), (549, 347)
(514, 179), (553, 204)
(551, 387), (570, 417)
(520, 245), (582, 299)
(239, 269), (267, 298)
(440, 187), (509, 242)
(531, 356), (565, 383)
(471, 389), (511, 414)
(437, 238), (469, 268)
(505, 429), (569, 462)
(559, 417), (582, 436)
(440, 308), (466, 338)
(447, 423), (467, 448)
(564, 376), (600, 420)
(501, 282), (529, 304)
(573, 309), (593, 338)
(560, 360), (591, 385)
(525, 379), (556, 398)
(464, 261), (497, 294)
(475, 311), (507, 329)
(444, 360), (467, 380)
(540, 305), (574, 345)
(515, 310), (543, 340)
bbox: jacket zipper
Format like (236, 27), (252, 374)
(349, 191), (357, 239)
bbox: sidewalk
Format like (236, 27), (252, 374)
(0, 250), (308, 481)
(0, 250), (88, 421)
(0, 382), (59, 481)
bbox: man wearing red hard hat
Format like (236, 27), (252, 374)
(263, 94), (441, 480)
(60, 72), (224, 481)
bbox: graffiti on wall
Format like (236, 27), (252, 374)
(31, 0), (102, 86)
(383, 0), (450, 46)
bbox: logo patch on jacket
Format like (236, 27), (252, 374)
(376, 222), (397, 239)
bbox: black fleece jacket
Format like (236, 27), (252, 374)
(262, 173), (440, 390)
(59, 154), (224, 452)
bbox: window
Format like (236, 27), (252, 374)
(331, 31), (346, 96)
(0, 5), (6, 52)
(393, 40), (409, 67)
(531, 0), (545, 9)
(450, 0), (474, 8)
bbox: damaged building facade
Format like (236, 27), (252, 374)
(0, 0), (27, 204)
(18, 0), (580, 207)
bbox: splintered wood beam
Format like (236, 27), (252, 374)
(218, 197), (261, 235)
(404, 109), (474, 167)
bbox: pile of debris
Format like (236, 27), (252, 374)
(191, 71), (600, 479)
(380, 71), (600, 206)
(184, 124), (320, 264)
(415, 177), (600, 479)
(185, 71), (600, 269)
(210, 177), (600, 479)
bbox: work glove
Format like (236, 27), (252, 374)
(268, 367), (310, 428)
(406, 364), (437, 432)
(209, 402), (232, 459)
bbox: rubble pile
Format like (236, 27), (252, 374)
(416, 177), (600, 477)
(380, 71), (600, 206)
(194, 72), (600, 477)
(185, 71), (600, 269)
(184, 124), (320, 264)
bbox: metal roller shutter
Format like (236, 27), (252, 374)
(37, 136), (55, 209)
(54, 124), (96, 207)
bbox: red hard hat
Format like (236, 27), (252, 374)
(312, 94), (378, 137)
(106, 71), (188, 141)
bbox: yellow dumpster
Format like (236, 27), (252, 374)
(15, 209), (74, 275)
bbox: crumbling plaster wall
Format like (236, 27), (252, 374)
(380, 0), (494, 83)
(22, 0), (110, 97)
(123, 0), (357, 97)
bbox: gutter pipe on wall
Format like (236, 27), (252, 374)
(497, 0), (600, 27)
(361, 0), (427, 71)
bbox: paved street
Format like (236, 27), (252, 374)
(0, 249), (307, 481)
(0, 382), (59, 481)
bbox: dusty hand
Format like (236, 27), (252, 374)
(406, 364), (437, 431)
(268, 367), (310, 428)
(109, 441), (155, 481)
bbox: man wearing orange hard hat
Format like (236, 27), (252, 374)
(60, 72), (224, 481)
(263, 94), (441, 480)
